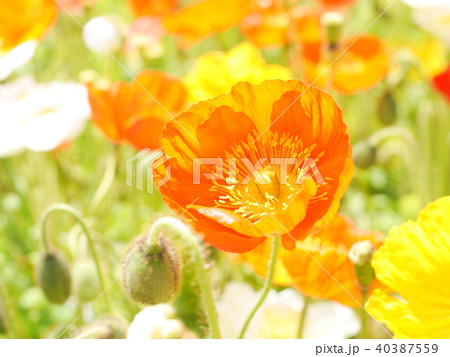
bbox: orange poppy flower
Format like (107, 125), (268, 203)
(433, 66), (450, 102)
(316, 0), (355, 7)
(0, 0), (57, 50)
(281, 214), (384, 307)
(153, 79), (354, 253)
(163, 0), (256, 49)
(88, 70), (187, 149)
(127, 0), (178, 17)
(292, 9), (389, 95)
(241, 4), (289, 49)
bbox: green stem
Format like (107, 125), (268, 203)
(359, 290), (369, 339)
(238, 236), (280, 339)
(39, 203), (111, 310)
(297, 296), (311, 339)
(368, 126), (426, 204)
(149, 217), (222, 339)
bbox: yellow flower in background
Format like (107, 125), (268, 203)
(411, 38), (448, 78)
(183, 42), (292, 102)
(0, 0), (57, 50)
(366, 196), (450, 338)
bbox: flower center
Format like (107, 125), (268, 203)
(211, 131), (326, 224)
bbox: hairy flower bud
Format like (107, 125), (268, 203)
(121, 232), (181, 305)
(75, 315), (128, 339)
(353, 141), (376, 169)
(36, 251), (72, 304)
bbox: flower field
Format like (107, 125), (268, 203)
(0, 0), (449, 340)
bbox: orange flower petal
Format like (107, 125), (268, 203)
(163, 0), (255, 49)
(127, 0), (178, 17)
(88, 70), (186, 149)
(241, 9), (289, 49)
(0, 0), (57, 50)
(332, 35), (389, 94)
(281, 214), (384, 307)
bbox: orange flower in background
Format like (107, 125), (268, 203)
(433, 66), (450, 102)
(88, 70), (187, 149)
(128, 0), (178, 17)
(293, 9), (389, 94)
(316, 0), (355, 7)
(163, 0), (256, 49)
(154, 79), (353, 253)
(241, 3), (289, 49)
(281, 214), (384, 307)
(0, 0), (57, 50)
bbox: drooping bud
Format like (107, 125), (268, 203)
(349, 241), (376, 291)
(0, 298), (8, 335)
(73, 260), (100, 302)
(36, 250), (72, 304)
(353, 141), (376, 169)
(378, 91), (397, 125)
(121, 231), (181, 305)
(74, 315), (128, 339)
(321, 12), (345, 50)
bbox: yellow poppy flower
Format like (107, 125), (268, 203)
(366, 196), (450, 338)
(183, 42), (292, 102)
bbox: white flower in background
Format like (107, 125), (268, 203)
(127, 304), (185, 339)
(401, 0), (450, 8)
(0, 41), (37, 81)
(0, 77), (91, 157)
(216, 282), (361, 339)
(82, 16), (122, 53)
(413, 7), (450, 45)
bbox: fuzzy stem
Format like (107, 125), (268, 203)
(149, 217), (222, 339)
(297, 296), (311, 339)
(238, 236), (280, 339)
(39, 203), (110, 309)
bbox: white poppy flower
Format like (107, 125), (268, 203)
(413, 7), (450, 45)
(127, 304), (185, 339)
(0, 41), (37, 81)
(82, 16), (122, 53)
(0, 77), (91, 157)
(401, 0), (450, 8)
(216, 282), (361, 339)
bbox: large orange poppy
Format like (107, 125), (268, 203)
(0, 0), (57, 50)
(87, 70), (187, 149)
(153, 79), (354, 253)
(162, 0), (256, 49)
(292, 8), (389, 95)
(127, 0), (178, 17)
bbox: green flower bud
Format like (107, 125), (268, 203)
(73, 260), (100, 302)
(321, 12), (344, 50)
(121, 232), (181, 305)
(353, 141), (376, 169)
(0, 298), (8, 335)
(36, 251), (72, 304)
(349, 241), (376, 290)
(75, 315), (128, 339)
(378, 92), (397, 125)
